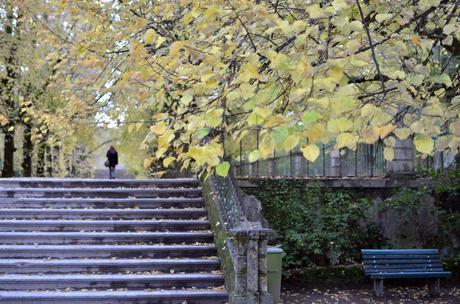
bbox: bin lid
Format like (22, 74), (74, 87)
(267, 247), (284, 254)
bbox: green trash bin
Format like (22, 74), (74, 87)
(267, 247), (285, 304)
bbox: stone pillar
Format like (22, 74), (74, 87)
(386, 139), (415, 176)
(294, 153), (305, 176)
(267, 159), (275, 176)
(330, 150), (340, 176)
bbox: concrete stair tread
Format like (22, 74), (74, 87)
(0, 273), (224, 281)
(0, 178), (200, 188)
(0, 208), (207, 213)
(0, 208), (206, 214)
(0, 245), (216, 250)
(0, 232), (213, 244)
(0, 188), (202, 193)
(0, 258), (220, 266)
(0, 232), (212, 237)
(0, 289), (228, 299)
(0, 220), (209, 224)
(8, 197), (204, 202)
(0, 219), (211, 232)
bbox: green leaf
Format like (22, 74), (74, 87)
(443, 23), (456, 35)
(195, 128), (210, 139)
(181, 92), (193, 105)
(376, 13), (393, 23)
(302, 112), (322, 126)
(432, 74), (452, 87)
(272, 126), (289, 143)
(216, 161), (231, 177)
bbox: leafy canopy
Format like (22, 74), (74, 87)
(54, 0), (459, 176)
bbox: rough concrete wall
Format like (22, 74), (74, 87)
(369, 194), (439, 248)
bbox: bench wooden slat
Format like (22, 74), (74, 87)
(363, 259), (440, 264)
(365, 265), (443, 271)
(363, 255), (440, 260)
(362, 249), (439, 255)
(370, 271), (452, 279)
(366, 268), (445, 273)
(363, 254), (440, 258)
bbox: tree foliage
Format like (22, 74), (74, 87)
(0, 0), (100, 177)
(11, 0), (460, 177)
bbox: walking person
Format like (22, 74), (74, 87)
(106, 145), (119, 179)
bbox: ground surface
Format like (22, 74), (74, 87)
(280, 284), (460, 303)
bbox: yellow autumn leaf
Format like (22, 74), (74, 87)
(414, 135), (434, 154)
(308, 4), (323, 18)
(361, 128), (379, 144)
(327, 118), (353, 134)
(248, 150), (261, 163)
(283, 134), (300, 153)
(158, 130), (175, 149)
(378, 124), (395, 139)
(143, 157), (154, 169)
(336, 132), (358, 149)
(301, 144), (320, 162)
(169, 41), (186, 57)
(328, 66), (343, 83)
(383, 147), (395, 161)
(156, 36), (167, 48)
(163, 156), (176, 167)
(411, 35), (421, 46)
(394, 128), (412, 140)
(259, 136), (275, 158)
(150, 123), (167, 135)
(143, 29), (156, 44)
(450, 121), (460, 137)
(0, 114), (8, 126)
(305, 123), (326, 142)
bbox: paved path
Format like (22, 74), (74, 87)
(280, 284), (460, 303)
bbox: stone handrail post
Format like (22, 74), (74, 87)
(201, 174), (273, 304)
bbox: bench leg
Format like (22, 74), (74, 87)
(373, 279), (384, 297)
(429, 278), (441, 296)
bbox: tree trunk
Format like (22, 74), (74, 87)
(36, 142), (46, 177)
(46, 145), (53, 177)
(2, 128), (15, 177)
(22, 123), (33, 177)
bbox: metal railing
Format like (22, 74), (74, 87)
(231, 130), (457, 177)
(234, 143), (387, 177)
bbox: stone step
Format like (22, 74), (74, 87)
(0, 208), (208, 219)
(0, 245), (217, 258)
(0, 232), (213, 245)
(1, 197), (205, 209)
(0, 273), (225, 290)
(0, 178), (200, 189)
(0, 290), (228, 304)
(0, 258), (221, 274)
(0, 219), (210, 232)
(0, 187), (202, 199)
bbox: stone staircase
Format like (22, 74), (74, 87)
(0, 178), (228, 304)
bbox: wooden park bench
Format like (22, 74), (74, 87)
(362, 249), (451, 297)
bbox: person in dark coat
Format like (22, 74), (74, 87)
(106, 145), (119, 179)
